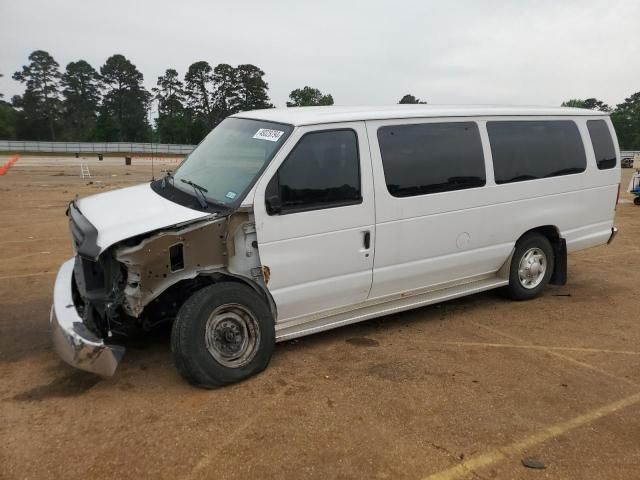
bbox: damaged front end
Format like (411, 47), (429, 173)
(51, 200), (270, 376)
(115, 218), (228, 318)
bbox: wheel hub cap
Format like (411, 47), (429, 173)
(518, 247), (547, 289)
(204, 304), (260, 368)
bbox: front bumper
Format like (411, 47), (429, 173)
(50, 258), (125, 376)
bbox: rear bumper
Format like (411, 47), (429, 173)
(607, 227), (618, 245)
(50, 258), (125, 376)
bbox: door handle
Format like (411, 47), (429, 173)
(363, 231), (371, 250)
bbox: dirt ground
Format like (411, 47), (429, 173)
(1, 155), (639, 480)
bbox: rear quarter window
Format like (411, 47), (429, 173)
(487, 120), (586, 184)
(587, 120), (617, 169)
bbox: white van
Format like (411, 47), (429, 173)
(51, 106), (620, 387)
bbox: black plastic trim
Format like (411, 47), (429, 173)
(68, 201), (101, 259)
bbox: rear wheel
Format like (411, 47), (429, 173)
(504, 233), (554, 301)
(171, 282), (275, 388)
(634, 197), (640, 206)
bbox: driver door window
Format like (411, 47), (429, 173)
(266, 129), (361, 215)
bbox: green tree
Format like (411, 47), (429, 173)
(0, 100), (17, 139)
(398, 94), (426, 104)
(12, 50), (62, 140)
(184, 62), (272, 142)
(96, 54), (150, 141)
(184, 61), (215, 130)
(0, 73), (14, 140)
(234, 64), (272, 111)
(561, 98), (611, 112)
(286, 86), (334, 107)
(61, 60), (102, 140)
(153, 69), (188, 143)
(212, 63), (239, 122)
(611, 92), (640, 150)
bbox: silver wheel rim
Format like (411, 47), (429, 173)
(518, 247), (547, 289)
(204, 303), (260, 368)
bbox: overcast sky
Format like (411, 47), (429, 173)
(1, 0), (639, 110)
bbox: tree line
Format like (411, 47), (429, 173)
(0, 50), (338, 145)
(560, 96), (640, 150)
(0, 50), (639, 149)
(396, 94), (640, 149)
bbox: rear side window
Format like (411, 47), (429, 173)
(266, 129), (361, 214)
(487, 120), (586, 184)
(587, 120), (616, 169)
(377, 122), (485, 197)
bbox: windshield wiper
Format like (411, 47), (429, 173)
(180, 178), (209, 209)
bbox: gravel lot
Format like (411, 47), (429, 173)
(1, 156), (639, 480)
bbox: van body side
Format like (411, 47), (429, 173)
(49, 105), (620, 386)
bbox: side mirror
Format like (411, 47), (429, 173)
(266, 195), (282, 215)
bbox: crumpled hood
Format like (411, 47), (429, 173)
(76, 183), (210, 253)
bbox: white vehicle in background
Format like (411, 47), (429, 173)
(51, 105), (621, 388)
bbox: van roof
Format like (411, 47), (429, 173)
(233, 105), (608, 126)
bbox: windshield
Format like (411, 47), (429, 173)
(173, 117), (293, 205)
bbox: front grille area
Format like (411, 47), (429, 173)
(73, 255), (107, 300)
(66, 202), (136, 337)
(72, 253), (125, 337)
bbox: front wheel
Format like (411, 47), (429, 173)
(171, 282), (275, 388)
(503, 233), (554, 301)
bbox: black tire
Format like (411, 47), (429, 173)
(503, 232), (554, 301)
(634, 197), (640, 206)
(171, 282), (275, 388)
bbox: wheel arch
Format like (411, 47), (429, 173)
(217, 273), (279, 320)
(150, 272), (278, 324)
(516, 225), (567, 286)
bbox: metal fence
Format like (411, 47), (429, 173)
(1, 140), (638, 159)
(0, 140), (195, 155)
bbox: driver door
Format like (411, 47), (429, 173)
(253, 122), (375, 324)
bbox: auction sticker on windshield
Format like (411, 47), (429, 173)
(253, 128), (284, 142)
